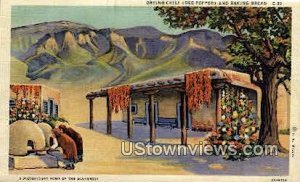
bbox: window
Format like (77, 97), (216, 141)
(54, 104), (59, 117)
(49, 99), (54, 117)
(43, 100), (48, 114)
(9, 99), (16, 108)
(131, 104), (137, 114)
(43, 99), (58, 117)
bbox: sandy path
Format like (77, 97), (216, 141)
(10, 124), (192, 175)
(10, 123), (289, 175)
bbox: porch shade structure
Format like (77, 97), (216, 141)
(86, 68), (262, 145)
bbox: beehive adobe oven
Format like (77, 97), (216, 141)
(9, 120), (46, 156)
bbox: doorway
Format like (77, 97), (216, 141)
(176, 103), (192, 129)
(145, 101), (158, 125)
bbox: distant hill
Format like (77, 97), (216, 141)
(11, 20), (235, 86)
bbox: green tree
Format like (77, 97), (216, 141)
(154, 7), (291, 152)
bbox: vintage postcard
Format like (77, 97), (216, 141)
(0, 0), (300, 181)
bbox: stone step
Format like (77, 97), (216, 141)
(9, 154), (59, 169)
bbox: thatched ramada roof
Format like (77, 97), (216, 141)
(86, 68), (260, 100)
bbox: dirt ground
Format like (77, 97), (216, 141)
(10, 124), (192, 175)
(10, 122), (289, 176)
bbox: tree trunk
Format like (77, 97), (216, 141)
(258, 67), (288, 153)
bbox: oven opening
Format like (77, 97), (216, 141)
(27, 140), (35, 154)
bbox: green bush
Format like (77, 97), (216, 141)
(206, 85), (259, 161)
(9, 98), (68, 128)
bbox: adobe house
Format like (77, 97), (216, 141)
(10, 84), (61, 118)
(9, 84), (61, 169)
(86, 68), (262, 145)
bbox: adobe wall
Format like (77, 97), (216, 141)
(191, 92), (217, 127)
(41, 85), (61, 117)
(40, 85), (60, 105)
(131, 90), (217, 126)
(129, 85), (259, 130)
(131, 90), (181, 119)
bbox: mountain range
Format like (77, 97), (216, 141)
(11, 20), (235, 86)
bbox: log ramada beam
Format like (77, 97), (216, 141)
(89, 98), (94, 130)
(143, 90), (159, 144)
(149, 94), (156, 144)
(180, 91), (188, 146)
(85, 83), (185, 98)
(106, 96), (112, 134)
(127, 97), (133, 139)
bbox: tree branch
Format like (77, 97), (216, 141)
(263, 37), (274, 59)
(281, 81), (291, 95)
(230, 22), (273, 68)
(274, 9), (283, 22)
(251, 73), (263, 87)
(276, 74), (291, 88)
(274, 46), (290, 68)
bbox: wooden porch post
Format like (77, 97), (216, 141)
(180, 92), (188, 146)
(149, 94), (156, 143)
(127, 97), (133, 138)
(89, 98), (94, 130)
(107, 96), (112, 134)
(216, 89), (221, 130)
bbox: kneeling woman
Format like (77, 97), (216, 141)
(59, 125), (83, 162)
(49, 128), (78, 170)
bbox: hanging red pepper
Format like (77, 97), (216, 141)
(29, 86), (33, 99)
(108, 85), (131, 113)
(33, 85), (41, 98)
(203, 70), (212, 106)
(185, 69), (212, 112)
